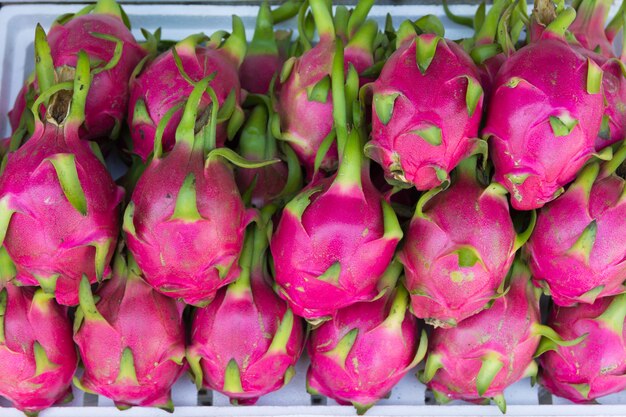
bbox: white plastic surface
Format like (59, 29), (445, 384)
(0, 2), (625, 416)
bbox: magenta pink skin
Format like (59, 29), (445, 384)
(307, 290), (420, 407)
(426, 266), (541, 402)
(240, 53), (283, 94)
(366, 35), (483, 191)
(74, 263), (187, 408)
(126, 146), (253, 306)
(236, 162), (288, 208)
(189, 269), (305, 404)
(0, 122), (123, 306)
(276, 39), (373, 176)
(484, 36), (604, 211)
(398, 172), (517, 327)
(128, 45), (241, 161)
(478, 53), (506, 105)
(44, 13), (146, 141)
(526, 172), (626, 307)
(0, 284), (77, 414)
(270, 174), (400, 322)
(539, 297), (626, 402)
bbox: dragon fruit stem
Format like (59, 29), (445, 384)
(271, 0), (301, 24)
(346, 0), (375, 37)
(545, 7), (577, 37)
(475, 0), (510, 45)
(346, 19), (378, 57)
(173, 76), (212, 151)
(442, 0), (474, 28)
(606, 0), (626, 42)
(248, 2), (279, 57)
(222, 16), (247, 69)
(309, 0), (335, 41)
(78, 275), (106, 322)
(600, 140), (626, 178)
(596, 293), (626, 335)
(67, 51), (92, 129)
(93, 0), (123, 19)
(455, 155), (480, 182)
(34, 25), (55, 95)
(225, 230), (254, 294)
(330, 37), (349, 161)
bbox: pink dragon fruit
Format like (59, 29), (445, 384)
(483, 2), (605, 210)
(398, 156), (534, 328)
(569, 0), (615, 57)
(235, 98), (302, 208)
(364, 17), (485, 190)
(420, 261), (580, 413)
(0, 284), (77, 415)
(124, 75), (272, 307)
(275, 0), (377, 175)
(8, 0), (146, 143)
(0, 39), (123, 306)
(239, 2), (287, 94)
(73, 252), (186, 411)
(270, 44), (403, 324)
(566, 0), (626, 150)
(188, 214), (305, 405)
(526, 143), (626, 306)
(307, 265), (427, 414)
(538, 293), (626, 402)
(127, 19), (246, 162)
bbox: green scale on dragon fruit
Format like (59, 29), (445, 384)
(483, 1), (606, 210)
(0, 284), (77, 416)
(306, 262), (427, 415)
(399, 156), (535, 328)
(127, 17), (246, 162)
(0, 33), (124, 306)
(123, 64), (277, 307)
(7, 0), (146, 145)
(363, 15), (485, 191)
(187, 208), (305, 405)
(420, 261), (586, 413)
(538, 293), (626, 403)
(73, 251), (186, 411)
(526, 142), (626, 306)
(270, 37), (403, 326)
(274, 0), (379, 176)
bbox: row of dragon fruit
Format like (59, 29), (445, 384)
(0, 0), (624, 414)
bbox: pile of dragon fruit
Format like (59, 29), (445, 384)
(0, 0), (625, 414)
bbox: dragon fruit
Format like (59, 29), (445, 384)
(420, 261), (581, 413)
(526, 143), (626, 306)
(73, 252), (186, 411)
(8, 0), (146, 142)
(483, 2), (605, 210)
(307, 264), (427, 414)
(569, 0), (614, 57)
(0, 284), (77, 415)
(128, 18), (246, 161)
(538, 294), (626, 402)
(0, 37), (123, 306)
(235, 98), (302, 208)
(398, 156), (534, 328)
(274, 0), (377, 175)
(270, 43), (403, 324)
(239, 2), (285, 94)
(566, 0), (626, 150)
(188, 212), (305, 405)
(124, 75), (272, 307)
(363, 16), (485, 191)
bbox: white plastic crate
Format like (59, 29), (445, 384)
(0, 2), (625, 416)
